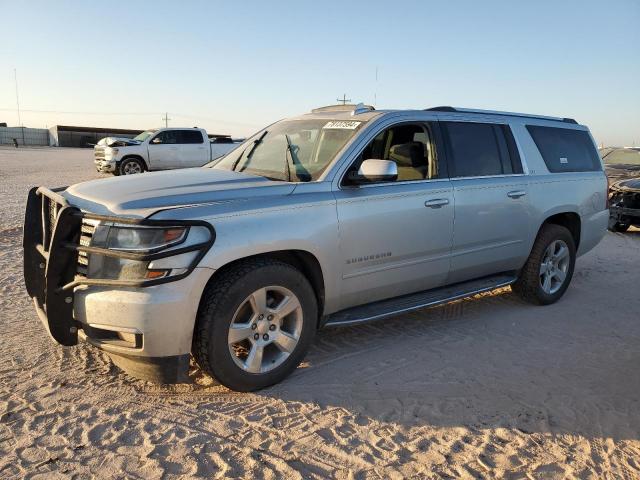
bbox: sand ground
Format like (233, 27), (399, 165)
(0, 146), (639, 479)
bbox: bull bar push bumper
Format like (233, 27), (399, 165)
(23, 186), (215, 382)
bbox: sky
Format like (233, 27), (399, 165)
(1, 0), (638, 146)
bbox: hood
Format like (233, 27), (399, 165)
(612, 177), (640, 192)
(63, 168), (295, 218)
(96, 136), (141, 147)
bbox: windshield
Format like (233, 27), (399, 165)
(212, 119), (364, 181)
(133, 130), (156, 142)
(601, 148), (640, 166)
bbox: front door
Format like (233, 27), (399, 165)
(439, 121), (532, 283)
(334, 122), (454, 310)
(148, 130), (179, 169)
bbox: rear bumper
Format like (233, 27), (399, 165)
(23, 186), (215, 383)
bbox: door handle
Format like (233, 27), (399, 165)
(424, 198), (449, 208)
(507, 190), (526, 199)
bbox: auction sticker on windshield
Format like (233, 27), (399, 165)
(323, 121), (361, 129)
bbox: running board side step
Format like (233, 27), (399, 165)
(323, 273), (517, 327)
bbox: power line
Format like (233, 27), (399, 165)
(0, 107), (159, 116)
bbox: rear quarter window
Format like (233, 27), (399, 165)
(526, 125), (601, 173)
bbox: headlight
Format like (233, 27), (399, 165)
(107, 226), (187, 251)
(107, 148), (119, 155)
(86, 224), (211, 281)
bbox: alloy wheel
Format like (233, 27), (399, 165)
(122, 161), (142, 174)
(539, 239), (570, 294)
(227, 286), (303, 374)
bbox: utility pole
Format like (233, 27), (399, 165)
(374, 66), (378, 107)
(162, 112), (171, 127)
(14, 69), (25, 146)
(336, 94), (351, 105)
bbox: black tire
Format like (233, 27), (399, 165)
(512, 224), (576, 305)
(193, 259), (317, 391)
(118, 157), (145, 175)
(608, 222), (630, 233)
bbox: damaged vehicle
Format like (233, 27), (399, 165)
(94, 128), (242, 175)
(601, 147), (640, 231)
(24, 104), (608, 391)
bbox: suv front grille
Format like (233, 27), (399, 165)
(43, 196), (63, 251)
(77, 221), (97, 277)
(94, 147), (105, 161)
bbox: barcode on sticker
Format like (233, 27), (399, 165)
(560, 157), (568, 164)
(324, 121), (361, 130)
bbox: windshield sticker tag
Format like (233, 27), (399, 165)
(323, 121), (361, 130)
(560, 157), (568, 164)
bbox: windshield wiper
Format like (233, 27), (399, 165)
(233, 131), (268, 172)
(285, 134), (311, 182)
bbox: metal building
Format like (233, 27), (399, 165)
(49, 125), (143, 148)
(0, 126), (50, 146)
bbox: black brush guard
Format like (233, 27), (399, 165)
(23, 186), (215, 347)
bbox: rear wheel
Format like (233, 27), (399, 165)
(193, 259), (317, 391)
(119, 157), (145, 175)
(512, 224), (576, 305)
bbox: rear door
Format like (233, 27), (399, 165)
(440, 120), (532, 283)
(334, 121), (454, 309)
(176, 130), (209, 167)
(148, 130), (179, 169)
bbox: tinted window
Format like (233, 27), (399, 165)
(177, 130), (204, 144)
(151, 130), (178, 144)
(443, 122), (504, 177)
(527, 125), (601, 173)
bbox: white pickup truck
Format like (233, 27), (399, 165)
(94, 128), (242, 175)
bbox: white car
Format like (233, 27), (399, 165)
(94, 128), (242, 175)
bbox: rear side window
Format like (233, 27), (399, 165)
(177, 130), (204, 144)
(442, 122), (522, 177)
(526, 125), (601, 173)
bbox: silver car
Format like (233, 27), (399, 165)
(23, 104), (609, 391)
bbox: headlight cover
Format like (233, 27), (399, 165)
(84, 223), (213, 283)
(106, 226), (187, 252)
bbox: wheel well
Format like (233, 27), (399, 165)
(120, 155), (147, 170)
(203, 251), (326, 321)
(542, 212), (581, 248)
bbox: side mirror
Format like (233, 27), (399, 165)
(355, 159), (398, 183)
(151, 137), (162, 144)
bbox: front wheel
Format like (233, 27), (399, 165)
(512, 224), (576, 305)
(119, 157), (145, 175)
(193, 259), (317, 391)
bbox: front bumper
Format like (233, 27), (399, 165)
(609, 187), (640, 225)
(23, 186), (215, 383)
(95, 159), (116, 173)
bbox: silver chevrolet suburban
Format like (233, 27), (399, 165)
(23, 104), (609, 391)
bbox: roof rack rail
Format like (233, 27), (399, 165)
(425, 106), (577, 124)
(311, 103), (375, 115)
